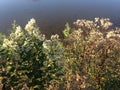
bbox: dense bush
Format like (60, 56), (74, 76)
(0, 19), (64, 90)
(0, 18), (120, 90)
(63, 18), (120, 90)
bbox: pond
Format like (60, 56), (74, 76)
(0, 0), (120, 38)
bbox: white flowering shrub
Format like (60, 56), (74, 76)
(0, 19), (64, 90)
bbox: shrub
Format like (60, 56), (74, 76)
(63, 18), (120, 90)
(0, 18), (64, 90)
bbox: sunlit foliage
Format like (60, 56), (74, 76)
(0, 19), (64, 90)
(0, 18), (120, 90)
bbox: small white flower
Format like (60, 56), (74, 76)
(9, 26), (24, 40)
(43, 40), (51, 49)
(25, 18), (36, 34)
(2, 38), (18, 50)
(15, 26), (22, 33)
(95, 17), (99, 22)
(100, 19), (104, 26)
(2, 38), (9, 48)
(51, 34), (59, 40)
(9, 33), (15, 40)
(15, 26), (23, 35)
(106, 31), (115, 38)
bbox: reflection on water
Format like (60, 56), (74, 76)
(0, 0), (120, 37)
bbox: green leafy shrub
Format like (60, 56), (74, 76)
(0, 19), (64, 90)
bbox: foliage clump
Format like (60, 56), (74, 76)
(0, 18), (120, 90)
(0, 18), (64, 90)
(63, 17), (120, 90)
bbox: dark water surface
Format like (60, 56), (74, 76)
(0, 0), (120, 37)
